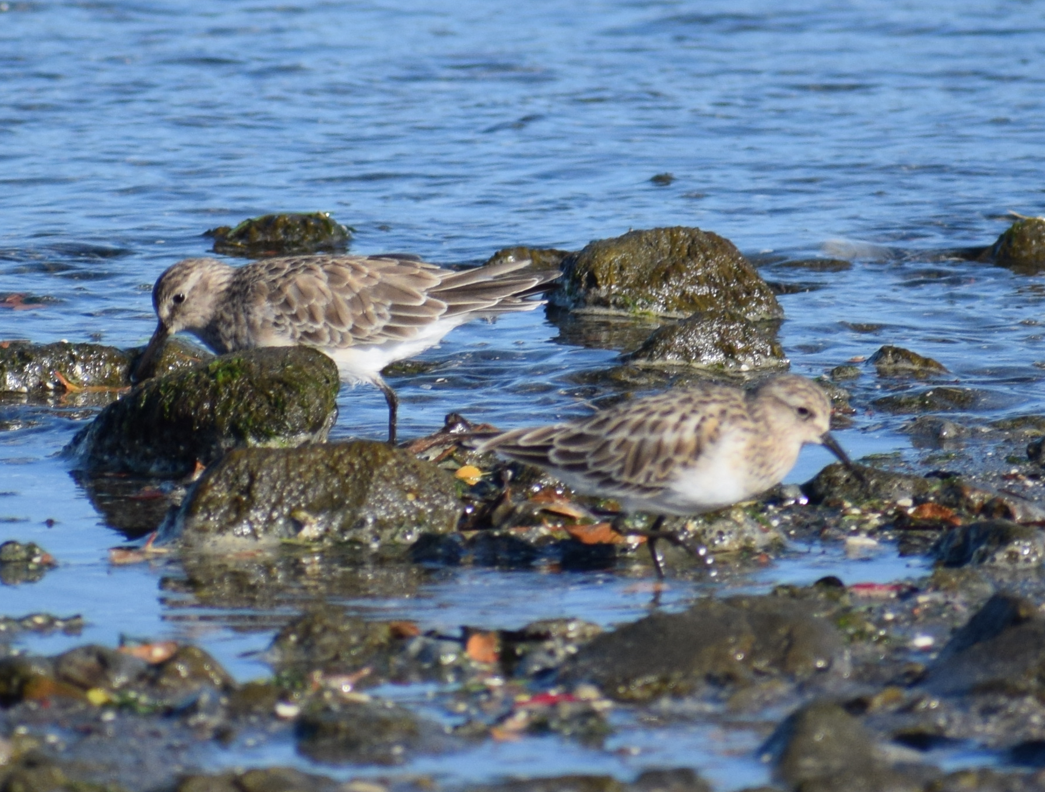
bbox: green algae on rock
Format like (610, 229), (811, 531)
(624, 311), (787, 371)
(205, 212), (352, 257)
(552, 226), (782, 320)
(0, 339), (209, 395)
(868, 345), (948, 377)
(990, 216), (1045, 273)
(64, 347), (339, 477)
(164, 440), (461, 550)
(484, 245), (571, 271)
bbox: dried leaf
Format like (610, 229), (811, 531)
(465, 631), (499, 664)
(565, 522), (636, 545)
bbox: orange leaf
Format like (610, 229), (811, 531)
(465, 631), (499, 664)
(565, 522), (637, 545)
(455, 465), (483, 485)
(119, 641), (178, 664)
(910, 503), (960, 524)
(389, 621), (421, 638)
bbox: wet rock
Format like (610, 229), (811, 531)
(295, 697), (448, 765)
(868, 345), (948, 377)
(64, 347), (339, 477)
(829, 364), (861, 381)
(205, 212), (351, 257)
(485, 245), (571, 271)
(267, 608), (409, 679)
(921, 593), (1045, 696)
(872, 386), (980, 414)
(175, 767), (349, 792)
(772, 257), (853, 272)
(562, 596), (846, 701)
(761, 700), (929, 791)
(931, 520), (1045, 567)
(0, 541), (56, 584)
(990, 216), (1045, 273)
(150, 645), (236, 698)
(53, 645), (148, 692)
(0, 614), (83, 640)
(552, 227), (782, 320)
(803, 462), (939, 506)
(624, 312), (787, 371)
(502, 618), (604, 678)
(902, 415), (968, 449)
(165, 440), (461, 550)
(1028, 437), (1045, 465)
(0, 655), (58, 706)
(0, 339), (207, 396)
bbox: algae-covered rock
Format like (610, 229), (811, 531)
(64, 347), (338, 477)
(872, 386), (980, 414)
(869, 345), (948, 377)
(485, 245), (571, 271)
(990, 216), (1045, 273)
(165, 440), (461, 549)
(296, 697), (447, 765)
(205, 212), (352, 257)
(267, 608), (407, 677)
(552, 227), (782, 320)
(0, 339), (208, 395)
(562, 596), (846, 701)
(625, 312), (786, 371)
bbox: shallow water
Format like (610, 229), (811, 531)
(2, 0), (1045, 787)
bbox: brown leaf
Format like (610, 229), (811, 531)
(465, 631), (499, 664)
(565, 522), (637, 545)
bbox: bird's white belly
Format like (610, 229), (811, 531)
(323, 318), (468, 385)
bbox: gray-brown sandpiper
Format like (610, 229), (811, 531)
(133, 254), (558, 443)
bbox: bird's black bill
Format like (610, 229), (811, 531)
(821, 431), (855, 470)
(130, 322), (169, 383)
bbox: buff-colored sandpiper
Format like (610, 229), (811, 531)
(477, 373), (854, 576)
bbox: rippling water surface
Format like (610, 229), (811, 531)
(2, 0), (1044, 786)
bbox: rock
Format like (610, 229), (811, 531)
(295, 697), (444, 765)
(175, 767), (347, 792)
(561, 596), (846, 701)
(829, 364), (861, 381)
(164, 440), (461, 550)
(624, 312), (787, 371)
(868, 345), (948, 376)
(872, 386), (980, 414)
(0, 541), (55, 585)
(761, 700), (928, 791)
(150, 645), (236, 697)
(0, 339), (208, 395)
(990, 216), (1045, 273)
(267, 608), (406, 677)
(931, 520), (1045, 567)
(803, 462), (939, 506)
(64, 347), (339, 477)
(902, 415), (968, 449)
(921, 593), (1045, 696)
(485, 245), (571, 271)
(53, 644), (148, 691)
(205, 212), (351, 257)
(552, 227), (782, 320)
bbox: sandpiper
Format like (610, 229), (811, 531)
(477, 374), (854, 576)
(133, 254), (558, 443)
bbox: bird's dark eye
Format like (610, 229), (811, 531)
(172, 293), (186, 305)
(796, 406), (813, 420)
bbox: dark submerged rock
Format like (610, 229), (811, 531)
(921, 593), (1045, 696)
(485, 245), (571, 271)
(165, 440), (461, 550)
(561, 596), (846, 701)
(205, 212), (352, 257)
(552, 226), (782, 320)
(931, 520), (1045, 567)
(990, 216), (1045, 273)
(624, 312), (787, 371)
(868, 345), (948, 377)
(762, 700), (931, 791)
(64, 347), (339, 477)
(872, 386), (980, 414)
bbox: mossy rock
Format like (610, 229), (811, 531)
(64, 347), (339, 476)
(484, 245), (571, 271)
(205, 212), (352, 257)
(552, 226), (782, 320)
(165, 440), (462, 550)
(625, 312), (787, 371)
(868, 345), (947, 377)
(991, 216), (1045, 273)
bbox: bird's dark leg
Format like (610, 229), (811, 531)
(374, 377), (399, 445)
(611, 514), (705, 578)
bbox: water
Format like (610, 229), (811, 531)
(2, 0), (1045, 786)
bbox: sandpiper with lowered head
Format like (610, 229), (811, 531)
(477, 373), (854, 577)
(133, 254), (559, 444)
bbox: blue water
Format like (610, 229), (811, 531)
(2, 0), (1045, 787)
